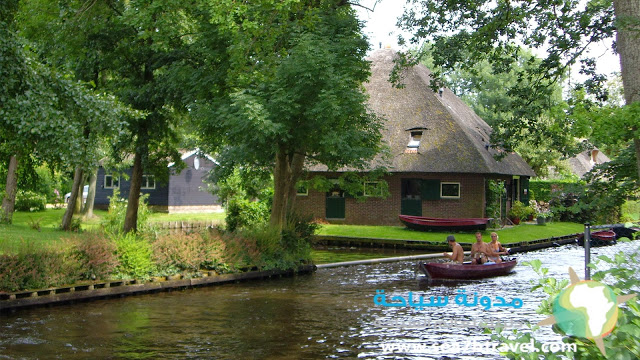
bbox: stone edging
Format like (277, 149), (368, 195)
(0, 265), (316, 312)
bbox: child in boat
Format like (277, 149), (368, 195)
(443, 235), (464, 263)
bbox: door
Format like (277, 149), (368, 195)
(326, 188), (345, 219)
(401, 179), (422, 216)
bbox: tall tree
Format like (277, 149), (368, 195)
(399, 0), (640, 179)
(1, 1), (124, 225)
(20, 0), (187, 232)
(195, 1), (384, 230)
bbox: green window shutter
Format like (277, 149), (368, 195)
(421, 179), (440, 200)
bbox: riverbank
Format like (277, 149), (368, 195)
(0, 264), (315, 312)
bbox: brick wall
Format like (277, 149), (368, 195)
(294, 173), (487, 226)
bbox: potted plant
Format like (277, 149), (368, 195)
(508, 200), (534, 225)
(536, 213), (547, 225)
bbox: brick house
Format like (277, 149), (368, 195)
(294, 49), (535, 225)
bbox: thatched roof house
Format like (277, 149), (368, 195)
(295, 48), (535, 225)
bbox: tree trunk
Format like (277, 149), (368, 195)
(73, 174), (85, 214)
(270, 147), (305, 231)
(82, 168), (97, 219)
(613, 0), (640, 179)
(1, 155), (19, 224)
(123, 151), (143, 233)
(61, 166), (84, 231)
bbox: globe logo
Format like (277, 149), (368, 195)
(538, 267), (636, 356)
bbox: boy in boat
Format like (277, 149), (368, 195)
(471, 232), (502, 264)
(443, 235), (464, 263)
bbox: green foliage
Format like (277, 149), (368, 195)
(0, 241), (80, 292)
(508, 200), (535, 221)
(113, 232), (155, 280)
(529, 179), (578, 203)
(485, 180), (505, 220)
(73, 232), (119, 280)
(491, 246), (640, 359)
(14, 190), (46, 212)
(225, 197), (270, 233)
(101, 189), (152, 235)
(399, 0), (618, 160)
(152, 231), (226, 275)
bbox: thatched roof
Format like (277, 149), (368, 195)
(567, 149), (610, 178)
(308, 48), (535, 177)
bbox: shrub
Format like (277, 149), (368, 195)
(113, 232), (155, 280)
(15, 190), (46, 212)
(0, 241), (81, 292)
(153, 231), (211, 274)
(225, 197), (269, 232)
(507, 200), (535, 221)
(102, 189), (152, 235)
(73, 232), (119, 280)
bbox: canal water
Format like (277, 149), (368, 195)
(0, 242), (635, 359)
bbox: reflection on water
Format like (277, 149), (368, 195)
(0, 242), (637, 359)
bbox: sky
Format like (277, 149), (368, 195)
(354, 0), (621, 79)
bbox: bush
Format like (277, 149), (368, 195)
(0, 241), (81, 292)
(101, 189), (152, 235)
(152, 231), (219, 274)
(508, 200), (535, 221)
(225, 197), (269, 232)
(113, 232), (155, 280)
(15, 190), (46, 212)
(73, 232), (119, 280)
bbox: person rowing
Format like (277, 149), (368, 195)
(488, 232), (509, 261)
(443, 235), (464, 263)
(471, 232), (501, 264)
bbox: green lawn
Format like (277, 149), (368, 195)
(0, 209), (226, 254)
(317, 222), (585, 244)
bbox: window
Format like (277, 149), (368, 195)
(440, 182), (460, 199)
(364, 181), (383, 197)
(407, 131), (422, 149)
(104, 175), (120, 189)
(296, 184), (308, 196)
(141, 175), (156, 189)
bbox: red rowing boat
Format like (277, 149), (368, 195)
(576, 230), (617, 247)
(419, 260), (517, 279)
(399, 214), (492, 231)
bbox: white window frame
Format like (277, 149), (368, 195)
(440, 182), (461, 199)
(104, 175), (120, 189)
(296, 184), (308, 196)
(141, 175), (156, 190)
(363, 181), (383, 197)
(407, 131), (422, 148)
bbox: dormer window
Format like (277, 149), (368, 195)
(408, 131), (422, 149)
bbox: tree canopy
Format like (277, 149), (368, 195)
(193, 1), (384, 229)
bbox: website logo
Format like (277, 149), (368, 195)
(538, 267), (636, 356)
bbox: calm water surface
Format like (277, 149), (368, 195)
(0, 242), (634, 359)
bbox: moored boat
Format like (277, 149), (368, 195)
(399, 214), (492, 232)
(419, 259), (517, 280)
(576, 230), (617, 247)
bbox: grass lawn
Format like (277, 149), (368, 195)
(0, 208), (226, 254)
(316, 222), (585, 244)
